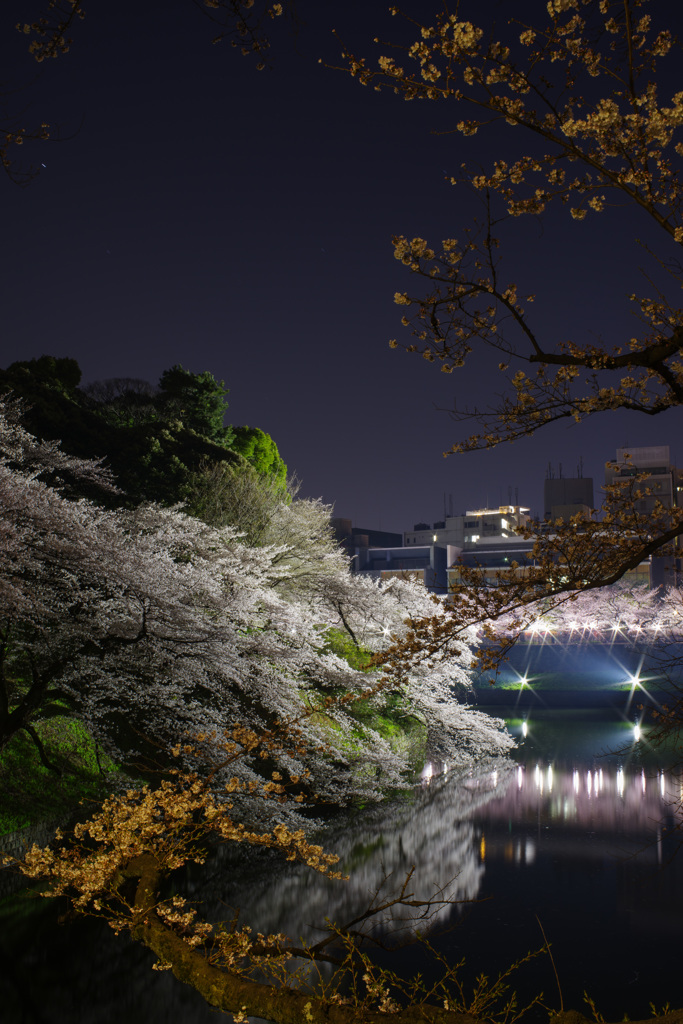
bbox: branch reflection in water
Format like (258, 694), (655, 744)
(187, 756), (517, 947)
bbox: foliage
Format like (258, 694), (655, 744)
(322, 626), (374, 671)
(0, 356), (287, 509)
(4, 354), (81, 393)
(264, 494), (357, 597)
(0, 718), (114, 834)
(230, 424), (288, 489)
(497, 580), (682, 637)
(185, 460), (290, 542)
(345, 2), (683, 440)
(0, 396), (512, 821)
(156, 364), (234, 445)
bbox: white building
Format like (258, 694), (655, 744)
(404, 505), (531, 548)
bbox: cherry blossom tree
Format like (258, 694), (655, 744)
(0, 395), (511, 811)
(345, 1), (683, 442)
(0, 391), (518, 1021)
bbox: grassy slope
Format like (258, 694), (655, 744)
(0, 718), (115, 835)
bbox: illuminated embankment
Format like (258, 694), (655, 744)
(471, 627), (683, 706)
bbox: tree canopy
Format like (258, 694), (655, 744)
(356, 3), (683, 445)
(0, 393), (509, 800)
(0, 356), (287, 511)
(231, 424), (288, 489)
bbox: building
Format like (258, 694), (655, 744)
(345, 443), (682, 594)
(354, 544), (449, 590)
(404, 505), (531, 549)
(447, 534), (538, 589)
(543, 474), (594, 522)
(604, 445), (682, 587)
(604, 445), (680, 513)
(346, 506), (533, 593)
(331, 518), (403, 563)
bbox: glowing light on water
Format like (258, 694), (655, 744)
(573, 769), (579, 793)
(634, 722), (641, 742)
(522, 721), (528, 738)
(547, 764), (554, 792)
(660, 772), (666, 798)
(641, 769), (647, 793)
(587, 770), (592, 796)
(617, 767), (624, 796)
(517, 766), (524, 789)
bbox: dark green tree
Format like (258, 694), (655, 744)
(156, 364), (235, 446)
(0, 356), (287, 511)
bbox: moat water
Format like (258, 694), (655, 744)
(2, 704), (682, 1023)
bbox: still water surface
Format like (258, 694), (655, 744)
(2, 708), (682, 1023)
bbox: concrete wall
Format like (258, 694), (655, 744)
(0, 819), (61, 897)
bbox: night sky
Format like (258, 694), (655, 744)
(3, 0), (682, 533)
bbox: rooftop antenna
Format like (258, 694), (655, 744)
(578, 455), (584, 478)
(515, 485), (519, 506)
(559, 462), (563, 479)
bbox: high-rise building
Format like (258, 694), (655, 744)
(604, 445), (682, 587)
(543, 476), (594, 521)
(604, 445), (680, 513)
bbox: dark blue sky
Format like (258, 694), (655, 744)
(3, 1), (682, 532)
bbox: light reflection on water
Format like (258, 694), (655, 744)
(2, 709), (683, 1023)
(194, 709), (683, 1021)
